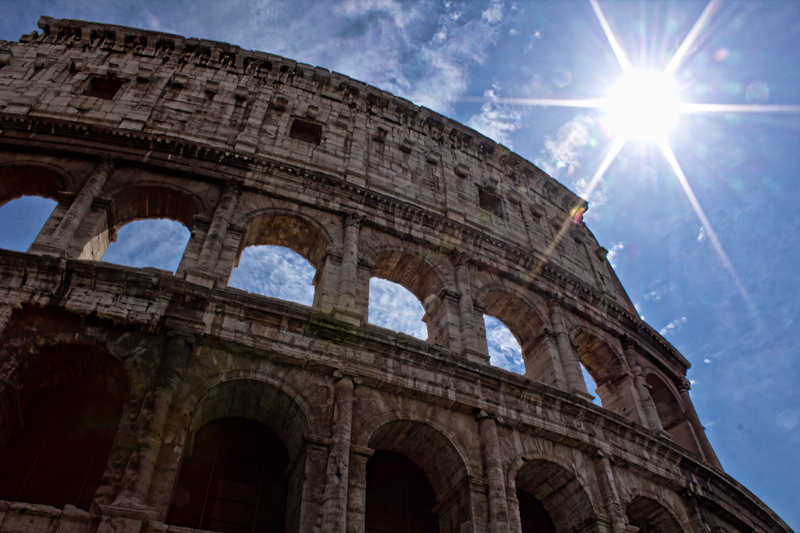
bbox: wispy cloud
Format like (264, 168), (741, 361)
(485, 316), (524, 374)
(606, 242), (624, 268)
(103, 219), (190, 273)
(368, 278), (427, 339)
(659, 316), (687, 336)
(466, 85), (522, 146)
(229, 245), (316, 305)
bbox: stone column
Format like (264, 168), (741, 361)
(477, 411), (509, 533)
(337, 213), (364, 310)
(112, 331), (194, 508)
(321, 372), (361, 533)
(35, 159), (116, 255)
(593, 450), (626, 533)
(682, 482), (711, 533)
(346, 446), (375, 533)
(452, 252), (478, 352)
(621, 337), (663, 432)
(678, 379), (722, 468)
(191, 179), (241, 284)
(547, 296), (589, 397)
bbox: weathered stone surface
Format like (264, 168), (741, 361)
(0, 16), (792, 533)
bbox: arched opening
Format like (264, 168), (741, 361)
(0, 163), (68, 206)
(102, 219), (190, 272)
(580, 364), (602, 406)
(514, 459), (597, 533)
(484, 315), (524, 374)
(0, 344), (128, 511)
(0, 196), (57, 252)
(369, 250), (450, 347)
(167, 417), (289, 533)
(365, 450), (438, 533)
(181, 379), (312, 533)
(479, 289), (557, 385)
(234, 212), (328, 307)
(517, 488), (555, 533)
(82, 185), (199, 262)
(625, 496), (685, 533)
(574, 331), (640, 415)
(368, 278), (426, 339)
(645, 374), (703, 456)
(0, 381), (122, 510)
(229, 245), (316, 306)
(367, 420), (471, 530)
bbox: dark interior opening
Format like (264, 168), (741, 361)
(167, 417), (289, 533)
(0, 381), (122, 510)
(86, 76), (125, 100)
(517, 488), (556, 533)
(365, 450), (439, 533)
(478, 186), (505, 219)
(289, 118), (323, 144)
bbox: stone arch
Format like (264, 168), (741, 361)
(644, 372), (703, 456)
(238, 208), (333, 271)
(78, 182), (201, 261)
(0, 342), (129, 510)
(570, 328), (638, 417)
(624, 494), (688, 533)
(365, 245), (455, 346)
(110, 183), (201, 229)
(570, 327), (628, 385)
(365, 246), (449, 308)
(476, 284), (560, 384)
(184, 373), (315, 455)
(0, 161), (72, 206)
(173, 374), (317, 533)
(511, 455), (599, 533)
(475, 284), (549, 344)
(363, 417), (473, 530)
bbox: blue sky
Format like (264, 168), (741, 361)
(1, 1), (799, 528)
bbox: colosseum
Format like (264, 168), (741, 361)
(0, 16), (792, 533)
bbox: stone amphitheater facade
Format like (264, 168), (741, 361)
(0, 16), (792, 533)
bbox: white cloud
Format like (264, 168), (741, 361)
(466, 86), (522, 146)
(697, 226), (706, 241)
(103, 219), (190, 273)
(484, 315), (525, 374)
(659, 316), (688, 336)
(368, 278), (427, 339)
(536, 115), (597, 187)
(229, 245), (316, 306)
(606, 242), (624, 268)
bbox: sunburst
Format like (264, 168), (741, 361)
(481, 0), (800, 307)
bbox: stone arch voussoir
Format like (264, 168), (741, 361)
(0, 161), (73, 206)
(363, 243), (453, 310)
(237, 206), (335, 270)
(107, 181), (203, 230)
(624, 491), (689, 533)
(512, 452), (600, 533)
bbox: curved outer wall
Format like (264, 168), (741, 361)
(0, 16), (791, 533)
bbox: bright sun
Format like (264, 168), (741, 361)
(605, 71), (680, 141)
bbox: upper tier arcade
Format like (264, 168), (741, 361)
(0, 16), (792, 533)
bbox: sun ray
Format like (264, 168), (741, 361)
(589, 0), (633, 74)
(680, 103), (800, 114)
(663, 0), (721, 77)
(523, 137), (626, 287)
(462, 96), (605, 109)
(658, 141), (757, 316)
(579, 136), (627, 201)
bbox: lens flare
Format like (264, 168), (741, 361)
(606, 71), (680, 141)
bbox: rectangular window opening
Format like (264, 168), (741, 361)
(478, 186), (505, 219)
(289, 118), (323, 145)
(86, 76), (125, 100)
